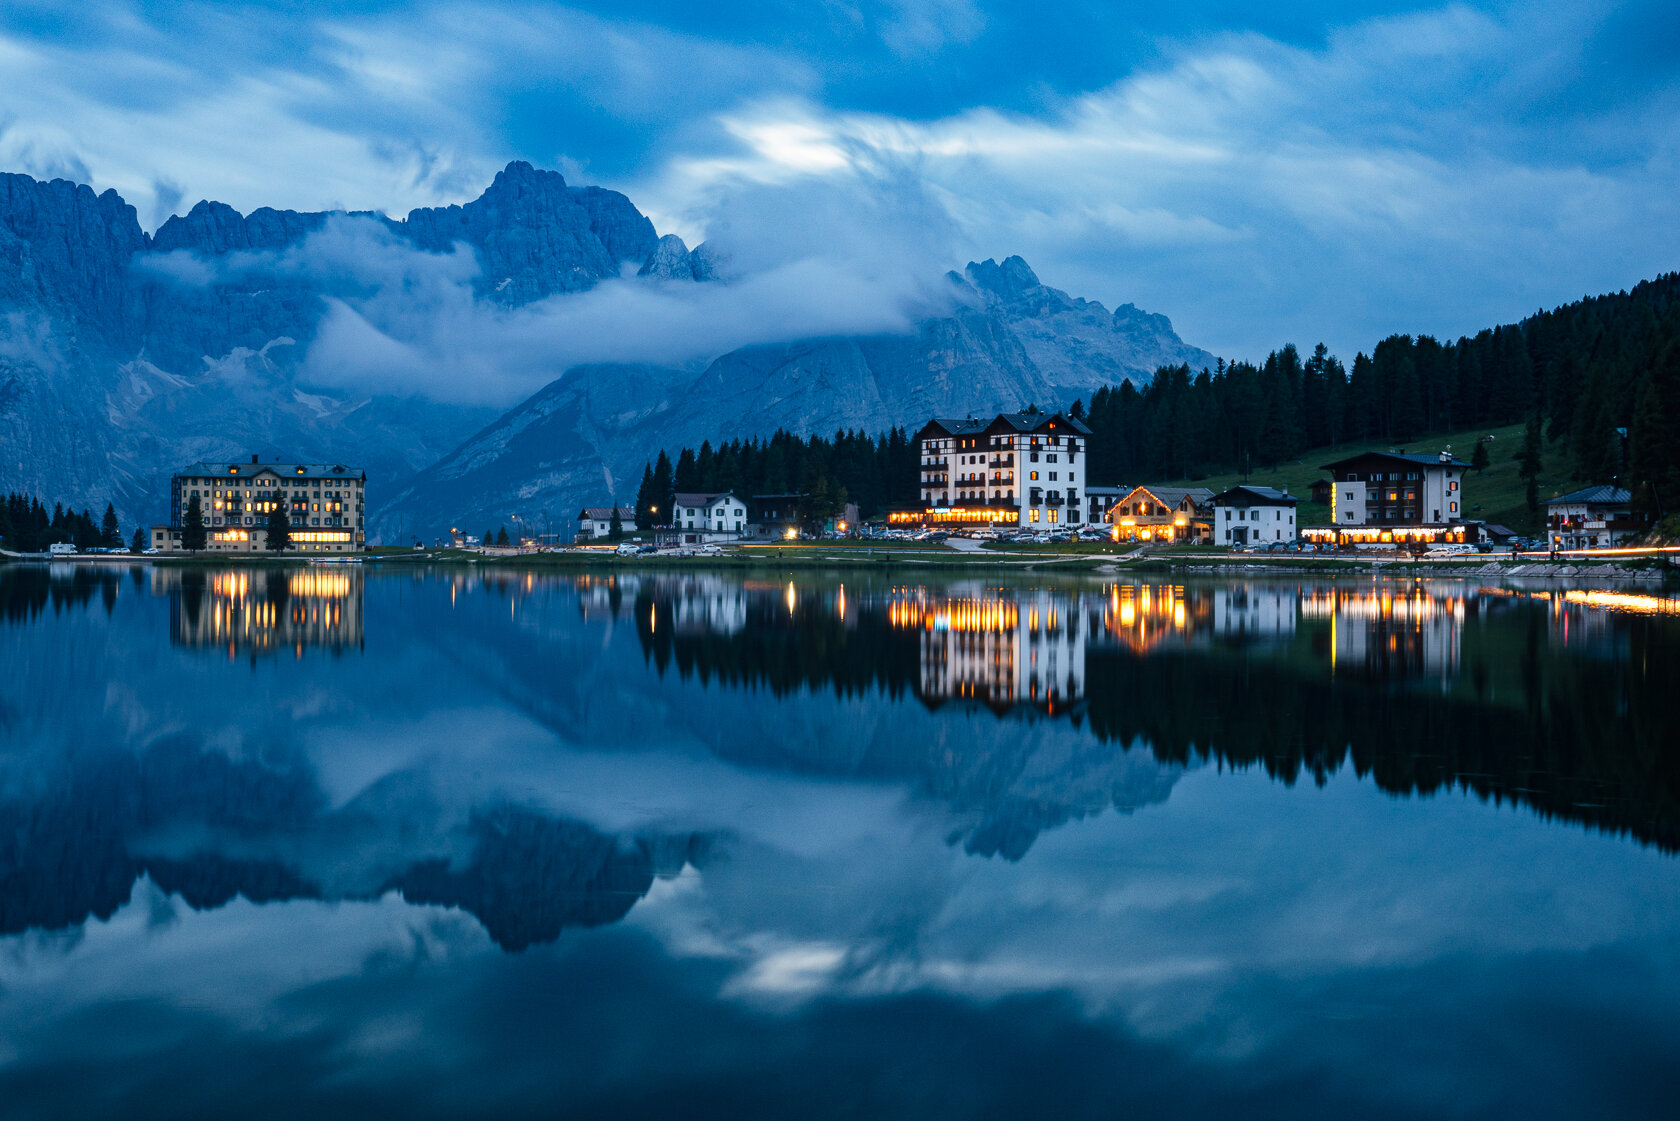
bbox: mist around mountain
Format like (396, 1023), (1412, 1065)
(0, 161), (1210, 536)
(375, 251), (1212, 539)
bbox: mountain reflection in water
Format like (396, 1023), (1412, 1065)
(0, 564), (1677, 1119)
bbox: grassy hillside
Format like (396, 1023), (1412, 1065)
(1151, 421), (1580, 533)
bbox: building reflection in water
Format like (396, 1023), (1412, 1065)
(158, 567), (363, 655)
(891, 590), (1085, 714)
(1301, 583), (1464, 684)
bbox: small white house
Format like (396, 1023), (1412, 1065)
(1211, 485), (1298, 546)
(576, 506), (637, 540)
(670, 492), (748, 543)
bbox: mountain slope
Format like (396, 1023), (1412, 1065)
(0, 162), (696, 524)
(379, 271), (1213, 537)
(1, 163), (1211, 536)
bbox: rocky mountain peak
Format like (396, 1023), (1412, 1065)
(965, 255), (1042, 300)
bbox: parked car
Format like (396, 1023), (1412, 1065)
(615, 542), (639, 555)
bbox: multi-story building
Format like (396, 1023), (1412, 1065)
(1305, 450), (1476, 547)
(1545, 486), (1646, 550)
(152, 455), (366, 553)
(664, 492), (748, 544)
(900, 410), (1093, 529)
(1105, 485), (1215, 543)
(1210, 485), (1299, 546)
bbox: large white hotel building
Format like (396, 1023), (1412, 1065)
(898, 410), (1094, 528)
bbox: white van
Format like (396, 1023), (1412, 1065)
(48, 543), (76, 557)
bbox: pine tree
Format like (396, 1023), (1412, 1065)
(1517, 410), (1544, 512)
(1471, 440), (1490, 474)
(634, 463), (656, 529)
(100, 502), (120, 548)
(495, 527), (509, 547)
(650, 450), (674, 523)
(609, 508), (623, 541)
(181, 495), (208, 553)
(130, 526), (146, 554)
(1629, 341), (1680, 515)
(265, 505), (293, 552)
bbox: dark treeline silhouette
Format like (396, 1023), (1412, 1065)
(0, 565), (132, 624)
(635, 428), (921, 525)
(1, 493), (130, 552)
(1081, 633), (1680, 854)
(1083, 274), (1680, 507)
(627, 585), (1680, 855)
(634, 589), (922, 698)
(649, 274), (1680, 519)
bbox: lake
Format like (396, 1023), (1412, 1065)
(1, 563), (1677, 1118)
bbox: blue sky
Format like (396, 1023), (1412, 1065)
(3, 0), (1679, 364)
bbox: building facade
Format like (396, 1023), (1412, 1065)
(901, 410), (1093, 529)
(666, 492), (748, 544)
(155, 456), (366, 553)
(576, 507), (637, 540)
(1545, 486), (1646, 549)
(1305, 450), (1476, 546)
(1105, 486), (1215, 543)
(1210, 486), (1299, 546)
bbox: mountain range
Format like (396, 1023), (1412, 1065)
(0, 161), (1213, 536)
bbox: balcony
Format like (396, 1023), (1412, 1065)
(989, 456), (1012, 467)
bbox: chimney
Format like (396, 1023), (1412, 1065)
(251, 454), (259, 464)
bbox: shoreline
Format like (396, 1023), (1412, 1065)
(9, 548), (1674, 583)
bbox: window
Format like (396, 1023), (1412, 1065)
(1048, 510), (1058, 523)
(1450, 501), (1458, 514)
(1030, 471), (1039, 481)
(1049, 472), (1057, 481)
(1048, 455), (1057, 464)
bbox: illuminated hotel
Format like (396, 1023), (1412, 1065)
(894, 410), (1093, 528)
(162, 567), (363, 654)
(891, 587), (1086, 712)
(1303, 450), (1478, 548)
(151, 455), (367, 553)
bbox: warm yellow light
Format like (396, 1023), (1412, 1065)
(784, 527), (799, 540)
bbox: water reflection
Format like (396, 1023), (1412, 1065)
(2, 563), (1679, 1118)
(159, 567), (364, 654)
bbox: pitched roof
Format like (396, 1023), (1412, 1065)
(1211, 485), (1298, 506)
(987, 410), (1094, 435)
(1321, 450), (1469, 471)
(1121, 485), (1216, 509)
(673, 492), (739, 508)
(917, 417), (988, 439)
(1546, 485), (1632, 506)
(577, 507), (635, 520)
(177, 459), (364, 480)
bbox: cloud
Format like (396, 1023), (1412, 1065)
(132, 167), (963, 407)
(4, 0), (1680, 371)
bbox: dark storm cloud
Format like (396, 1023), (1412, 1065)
(3, 1), (1679, 366)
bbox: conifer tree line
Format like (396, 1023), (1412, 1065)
(1081, 273), (1680, 510)
(0, 495), (133, 552)
(634, 429), (921, 524)
(641, 272), (1680, 520)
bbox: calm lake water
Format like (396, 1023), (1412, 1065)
(1, 563), (1677, 1118)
